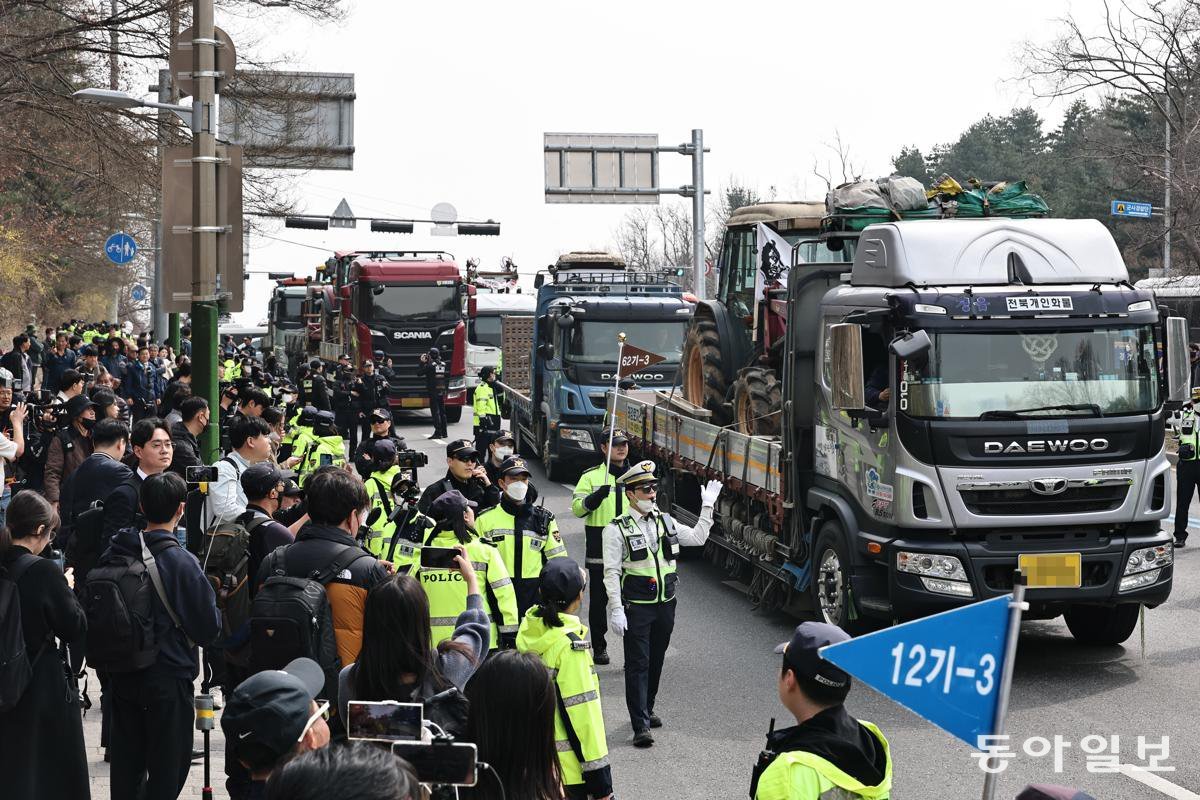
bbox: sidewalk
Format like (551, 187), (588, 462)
(82, 668), (229, 799)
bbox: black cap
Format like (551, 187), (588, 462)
(308, 359), (321, 371)
(372, 438), (397, 462)
(497, 455), (532, 478)
(539, 558), (585, 604)
(479, 366), (496, 381)
(65, 394), (97, 420)
(241, 462), (284, 499)
(370, 406), (393, 422)
(430, 490), (477, 520)
(281, 476), (303, 497)
(373, 349), (384, 359)
(220, 657), (325, 764)
(605, 429), (630, 446)
(446, 439), (478, 460)
(774, 622), (851, 689)
(490, 428), (514, 445)
(80, 344), (99, 357)
(338, 352), (350, 361)
(428, 347), (440, 358)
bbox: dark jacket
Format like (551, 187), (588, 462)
(26, 334), (43, 366)
(242, 504), (294, 597)
(105, 527), (222, 680)
(763, 706), (890, 790)
(865, 363), (889, 409)
(44, 425), (94, 504)
(41, 348), (77, 394)
(418, 471), (501, 515)
(417, 358), (448, 395)
(0, 546), (89, 800)
(352, 433), (407, 478)
(254, 521), (387, 668)
(168, 421), (203, 478)
(101, 353), (128, 384)
(59, 451), (133, 555)
(355, 373), (390, 413)
(332, 368), (355, 412)
(101, 470), (145, 545)
(0, 349), (26, 387)
(122, 360), (158, 404)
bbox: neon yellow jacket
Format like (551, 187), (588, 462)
(754, 722), (891, 800)
(415, 528), (519, 649)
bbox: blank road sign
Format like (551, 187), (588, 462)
(544, 133), (659, 204)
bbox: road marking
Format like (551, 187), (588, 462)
(1119, 764), (1200, 800)
(559, 483), (574, 492)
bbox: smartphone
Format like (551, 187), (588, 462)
(346, 701), (423, 743)
(319, 453), (334, 467)
(45, 548), (65, 572)
(391, 741), (478, 787)
(186, 465), (220, 483)
(420, 546), (460, 570)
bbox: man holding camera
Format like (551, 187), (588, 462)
(418, 439), (500, 515)
(354, 359), (390, 447)
(418, 347), (449, 440)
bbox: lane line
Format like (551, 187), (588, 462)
(1119, 764), (1200, 800)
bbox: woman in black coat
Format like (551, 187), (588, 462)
(0, 491), (90, 799)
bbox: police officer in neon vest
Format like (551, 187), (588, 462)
(570, 429), (631, 666)
(1173, 388), (1200, 548)
(518, 559), (614, 800)
(751, 622), (892, 800)
(472, 366), (502, 454)
(362, 439), (401, 550)
(475, 456), (567, 616)
(298, 411), (345, 483)
(482, 429), (515, 486)
(377, 470), (433, 571)
(603, 460), (722, 747)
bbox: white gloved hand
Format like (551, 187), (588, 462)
(609, 607), (628, 638)
(700, 478), (723, 508)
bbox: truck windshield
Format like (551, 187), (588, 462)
(272, 296), (304, 329)
(567, 320), (688, 364)
(470, 316), (503, 347)
(360, 285), (459, 323)
(900, 326), (1160, 419)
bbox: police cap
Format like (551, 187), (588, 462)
(498, 455), (532, 478)
(774, 621), (851, 690)
(618, 459), (657, 488)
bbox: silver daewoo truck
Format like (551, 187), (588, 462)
(612, 218), (1190, 644)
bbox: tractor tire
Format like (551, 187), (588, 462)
(733, 366), (781, 436)
(681, 315), (731, 425)
(1064, 603), (1140, 646)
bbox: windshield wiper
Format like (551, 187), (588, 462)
(979, 403), (1102, 420)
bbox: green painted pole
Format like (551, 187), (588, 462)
(169, 312), (181, 353)
(192, 301), (219, 462)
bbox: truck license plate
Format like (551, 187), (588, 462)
(1018, 553), (1082, 588)
(400, 398), (426, 409)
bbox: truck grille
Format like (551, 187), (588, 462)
(959, 483), (1129, 516)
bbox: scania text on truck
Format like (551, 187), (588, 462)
(499, 251), (693, 480)
(613, 218), (1188, 645)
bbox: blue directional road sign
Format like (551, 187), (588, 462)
(104, 232), (138, 264)
(131, 284), (148, 302)
(1111, 200), (1153, 219)
(821, 595), (1011, 748)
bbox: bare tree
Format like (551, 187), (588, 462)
(812, 131), (864, 191)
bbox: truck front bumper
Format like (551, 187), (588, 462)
(552, 421), (604, 465)
(864, 522), (1173, 618)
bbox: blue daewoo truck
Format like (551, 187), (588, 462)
(498, 251), (694, 480)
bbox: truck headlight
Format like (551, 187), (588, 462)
(448, 376), (465, 391)
(558, 428), (595, 450)
(897, 551), (973, 597)
(1118, 544), (1172, 592)
(1119, 569), (1161, 593)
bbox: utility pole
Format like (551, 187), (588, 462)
(191, 0), (220, 461)
(167, 1), (182, 355)
(110, 0), (121, 323)
(691, 128), (706, 301)
(1164, 116), (1172, 277)
(151, 69), (170, 344)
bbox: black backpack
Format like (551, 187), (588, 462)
(250, 544), (369, 698)
(201, 510), (269, 650)
(64, 500), (106, 583)
(83, 531), (185, 673)
(0, 554), (44, 712)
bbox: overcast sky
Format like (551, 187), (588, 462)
(223, 0), (1081, 324)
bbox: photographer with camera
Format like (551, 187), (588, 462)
(76, 344), (100, 388)
(43, 394), (96, 510)
(0, 394), (27, 530)
(353, 406), (406, 478)
(370, 468), (431, 569)
(418, 347), (449, 440)
(333, 353), (359, 452)
(418, 439), (500, 515)
(1, 334), (33, 395)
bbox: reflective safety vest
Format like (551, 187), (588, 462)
(753, 722), (892, 800)
(224, 359), (242, 380)
(299, 434), (344, 482)
(473, 381), (499, 426)
(475, 501), (565, 613)
(81, 329), (97, 344)
(612, 510), (681, 605)
(364, 465), (401, 535)
(571, 463), (625, 537)
(516, 608), (611, 792)
(367, 506), (434, 571)
(1179, 407), (1200, 461)
(415, 528), (519, 649)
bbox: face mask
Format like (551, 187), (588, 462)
(80, 417), (97, 431)
(493, 446), (513, 461)
(505, 480), (529, 502)
(634, 497), (656, 514)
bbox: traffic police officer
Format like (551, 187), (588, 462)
(472, 366), (502, 453)
(475, 456), (567, 616)
(1174, 388), (1200, 548)
(570, 429), (631, 665)
(422, 490), (519, 649)
(751, 622), (891, 800)
(603, 460), (722, 747)
(297, 411), (345, 482)
(517, 559), (613, 800)
(362, 439), (401, 546)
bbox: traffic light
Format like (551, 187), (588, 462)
(370, 219), (415, 234)
(285, 216), (329, 230)
(457, 221), (501, 236)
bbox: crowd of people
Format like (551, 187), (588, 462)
(0, 318), (898, 800)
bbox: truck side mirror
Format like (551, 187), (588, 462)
(1166, 316), (1190, 409)
(556, 313), (575, 329)
(538, 342), (555, 360)
(889, 329), (932, 359)
(830, 323), (865, 411)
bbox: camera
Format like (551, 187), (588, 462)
(186, 465), (220, 484)
(396, 449), (429, 470)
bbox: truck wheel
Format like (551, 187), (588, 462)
(514, 410), (535, 457)
(733, 366), (781, 436)
(445, 405), (463, 424)
(811, 523), (863, 632)
(682, 316), (730, 425)
(1064, 603), (1140, 645)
